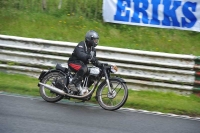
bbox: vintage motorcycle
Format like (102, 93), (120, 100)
(38, 63), (128, 111)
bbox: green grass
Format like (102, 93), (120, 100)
(0, 8), (200, 55)
(126, 91), (200, 117)
(1, 72), (200, 117)
(0, 72), (39, 96)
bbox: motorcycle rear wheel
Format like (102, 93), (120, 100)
(39, 72), (64, 103)
(96, 78), (128, 111)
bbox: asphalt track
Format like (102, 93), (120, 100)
(0, 92), (199, 133)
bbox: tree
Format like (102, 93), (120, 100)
(58, 0), (62, 9)
(42, 0), (47, 10)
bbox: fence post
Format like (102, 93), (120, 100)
(194, 56), (200, 96)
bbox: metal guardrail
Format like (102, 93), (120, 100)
(0, 34), (200, 95)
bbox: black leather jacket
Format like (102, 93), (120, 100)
(68, 41), (101, 67)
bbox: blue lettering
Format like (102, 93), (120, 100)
(150, 0), (161, 25)
(182, 2), (197, 28)
(131, 0), (149, 24)
(114, 0), (131, 22)
(113, 0), (198, 30)
(162, 0), (181, 27)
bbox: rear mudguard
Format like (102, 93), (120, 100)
(38, 69), (67, 82)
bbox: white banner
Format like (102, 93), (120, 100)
(103, 0), (200, 32)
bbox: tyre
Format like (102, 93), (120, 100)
(96, 78), (128, 111)
(39, 71), (64, 103)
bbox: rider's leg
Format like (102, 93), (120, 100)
(68, 61), (88, 95)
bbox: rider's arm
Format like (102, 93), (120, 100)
(74, 42), (90, 62)
(91, 49), (103, 67)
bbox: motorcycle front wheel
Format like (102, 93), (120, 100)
(96, 78), (128, 111)
(39, 71), (64, 103)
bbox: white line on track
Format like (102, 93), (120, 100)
(0, 91), (200, 121)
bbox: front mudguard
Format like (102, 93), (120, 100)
(110, 77), (126, 83)
(99, 77), (126, 85)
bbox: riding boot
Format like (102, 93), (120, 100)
(68, 74), (80, 91)
(69, 74), (88, 95)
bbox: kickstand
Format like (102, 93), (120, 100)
(75, 100), (85, 103)
(64, 96), (70, 100)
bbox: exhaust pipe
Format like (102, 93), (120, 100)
(38, 82), (67, 95)
(38, 82), (95, 99)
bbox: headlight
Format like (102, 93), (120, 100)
(110, 64), (118, 73)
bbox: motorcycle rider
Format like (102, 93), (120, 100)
(68, 30), (102, 95)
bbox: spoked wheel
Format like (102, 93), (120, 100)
(39, 72), (64, 103)
(96, 78), (128, 111)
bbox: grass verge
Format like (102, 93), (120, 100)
(0, 72), (200, 117)
(0, 9), (200, 55)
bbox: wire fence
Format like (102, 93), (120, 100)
(0, 0), (103, 20)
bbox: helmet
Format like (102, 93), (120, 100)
(85, 30), (99, 47)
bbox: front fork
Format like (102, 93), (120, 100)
(103, 69), (112, 93)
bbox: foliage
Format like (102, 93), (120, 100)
(0, 0), (102, 19)
(0, 0), (200, 55)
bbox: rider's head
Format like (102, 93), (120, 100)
(85, 30), (99, 47)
